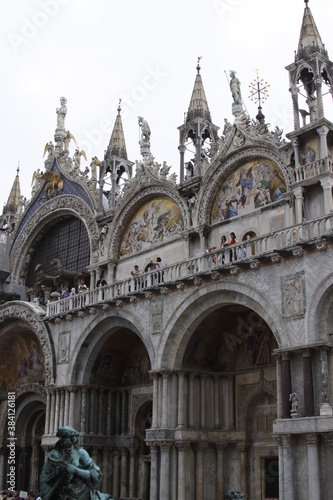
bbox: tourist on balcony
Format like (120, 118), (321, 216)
(229, 232), (238, 261)
(153, 256), (164, 283)
(78, 280), (88, 293)
(62, 286), (70, 299)
(96, 275), (107, 287)
(220, 235), (228, 264)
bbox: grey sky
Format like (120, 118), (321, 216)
(1, 0), (332, 207)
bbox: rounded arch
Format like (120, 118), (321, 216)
(10, 195), (100, 284)
(306, 273), (333, 344)
(197, 148), (290, 226)
(0, 302), (56, 385)
(157, 280), (288, 370)
(67, 310), (155, 385)
(108, 185), (189, 260)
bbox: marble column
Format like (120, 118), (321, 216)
(200, 374), (206, 429)
(68, 388), (77, 428)
(120, 448), (128, 498)
(179, 144), (186, 183)
(106, 390), (113, 435)
(320, 178), (333, 215)
(102, 448), (109, 492)
(276, 355), (283, 419)
(175, 442), (190, 500)
(195, 443), (208, 500)
(98, 389), (105, 435)
(49, 390), (55, 435)
(282, 435), (295, 500)
(121, 390), (128, 435)
(306, 433), (320, 500)
(54, 390), (60, 433)
(115, 391), (121, 434)
(293, 187), (304, 225)
(320, 348), (333, 416)
(282, 352), (292, 418)
(216, 444), (227, 499)
(317, 124), (329, 160)
(64, 388), (70, 426)
(89, 388), (96, 434)
(315, 76), (324, 120)
(80, 388), (87, 434)
(214, 375), (220, 430)
(227, 376), (235, 429)
(291, 87), (300, 130)
(292, 138), (300, 169)
(188, 373), (195, 429)
(112, 449), (120, 499)
(128, 446), (137, 497)
(303, 349), (314, 416)
(323, 433), (333, 498)
(45, 390), (51, 434)
(237, 442), (248, 499)
(162, 372), (169, 428)
(159, 442), (172, 500)
(152, 372), (159, 429)
(149, 443), (159, 500)
(177, 371), (185, 429)
(59, 389), (65, 428)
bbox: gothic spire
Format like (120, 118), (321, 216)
(6, 165), (21, 212)
(297, 0), (326, 58)
(186, 57), (211, 123)
(106, 100), (128, 159)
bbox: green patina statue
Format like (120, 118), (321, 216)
(40, 426), (113, 500)
(223, 490), (246, 500)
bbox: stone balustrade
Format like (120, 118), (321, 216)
(46, 214), (333, 318)
(293, 157), (333, 183)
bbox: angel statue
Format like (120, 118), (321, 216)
(43, 142), (55, 159)
(72, 148), (87, 177)
(56, 97), (67, 130)
(64, 131), (77, 152)
(88, 156), (101, 190)
(31, 169), (42, 197)
(138, 116), (151, 144)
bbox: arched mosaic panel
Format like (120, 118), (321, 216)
(211, 157), (287, 223)
(120, 196), (184, 257)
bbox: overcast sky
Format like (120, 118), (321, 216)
(1, 0), (332, 208)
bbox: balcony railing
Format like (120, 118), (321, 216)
(46, 214), (333, 318)
(293, 157), (333, 183)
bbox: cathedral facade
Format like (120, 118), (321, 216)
(1, 4), (333, 499)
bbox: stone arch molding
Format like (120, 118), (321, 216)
(197, 147), (290, 226)
(0, 302), (55, 386)
(306, 273), (333, 343)
(11, 195), (100, 283)
(67, 309), (155, 386)
(157, 280), (288, 370)
(108, 186), (189, 260)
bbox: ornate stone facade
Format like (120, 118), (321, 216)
(1, 4), (333, 500)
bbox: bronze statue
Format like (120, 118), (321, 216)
(40, 426), (113, 499)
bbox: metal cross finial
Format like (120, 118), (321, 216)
(248, 70), (270, 108)
(304, 0), (309, 6)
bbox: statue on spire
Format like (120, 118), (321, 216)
(56, 97), (67, 130)
(138, 116), (151, 158)
(229, 71), (242, 104)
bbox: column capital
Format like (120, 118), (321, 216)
(316, 124), (330, 136)
(236, 442), (248, 453)
(160, 441), (173, 452)
(281, 434), (293, 447)
(306, 433), (318, 446)
(175, 441), (191, 451)
(303, 348), (312, 358)
(293, 186), (304, 198)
